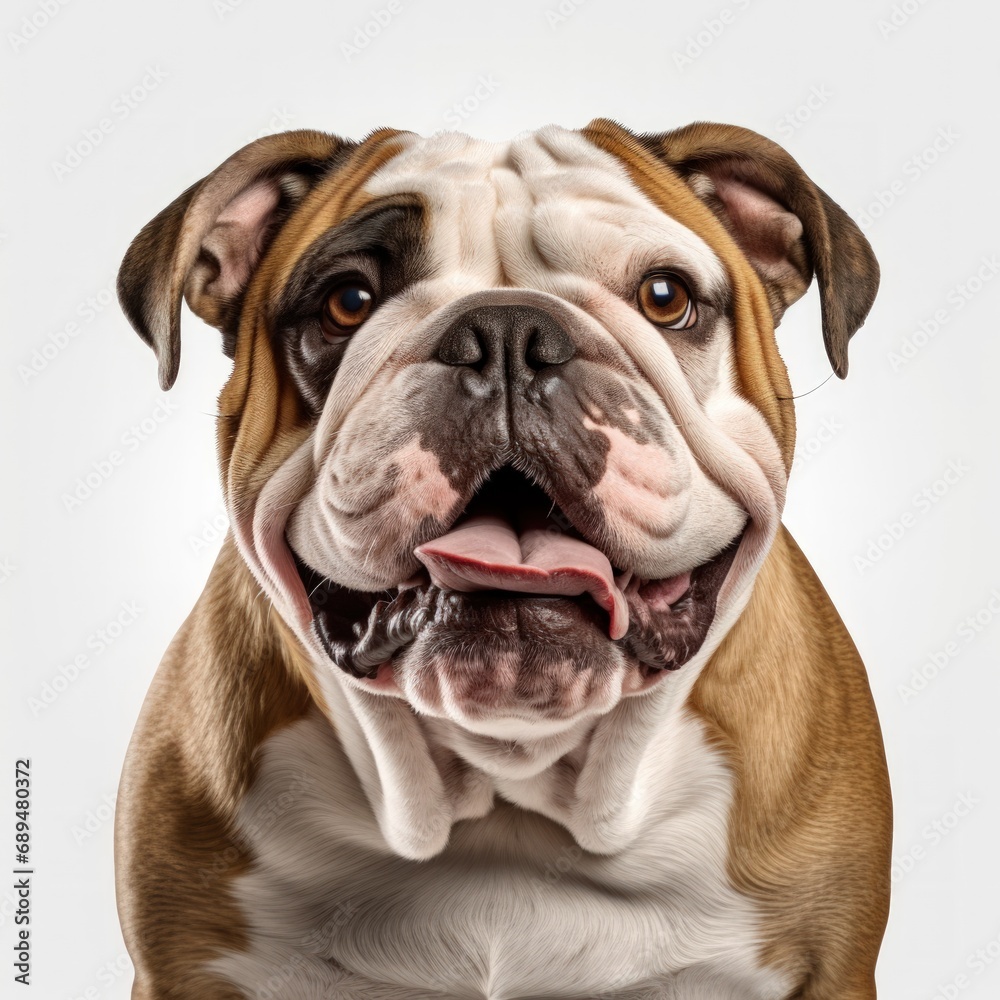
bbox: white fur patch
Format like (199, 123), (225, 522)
(208, 699), (792, 999)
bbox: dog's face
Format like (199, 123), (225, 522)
(119, 120), (877, 739)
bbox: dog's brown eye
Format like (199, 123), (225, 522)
(321, 279), (375, 341)
(638, 273), (696, 330)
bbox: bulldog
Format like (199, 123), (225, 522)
(114, 119), (891, 1000)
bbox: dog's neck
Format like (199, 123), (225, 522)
(292, 583), (756, 862)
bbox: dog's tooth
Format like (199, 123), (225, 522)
(345, 587), (434, 669)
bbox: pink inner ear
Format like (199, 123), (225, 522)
(202, 180), (283, 300)
(709, 173), (804, 275)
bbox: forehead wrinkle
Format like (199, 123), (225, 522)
(493, 165), (545, 285)
(506, 131), (730, 300)
(534, 122), (615, 167)
(447, 181), (502, 277)
(526, 195), (728, 298)
(367, 139), (509, 283)
(355, 126), (729, 300)
(504, 130), (562, 177)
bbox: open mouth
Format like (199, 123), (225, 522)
(294, 466), (744, 685)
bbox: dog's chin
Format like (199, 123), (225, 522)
(291, 527), (742, 730)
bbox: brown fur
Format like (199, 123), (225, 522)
(117, 129), (348, 391)
(114, 541), (310, 999)
(692, 527), (891, 999)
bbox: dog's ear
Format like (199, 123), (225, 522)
(638, 122), (879, 378)
(117, 130), (347, 390)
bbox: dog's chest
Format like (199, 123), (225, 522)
(207, 710), (789, 1000)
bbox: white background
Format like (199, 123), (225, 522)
(2, 1), (998, 998)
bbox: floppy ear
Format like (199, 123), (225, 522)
(117, 130), (347, 390)
(637, 121), (879, 378)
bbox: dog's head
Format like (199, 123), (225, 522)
(119, 121), (876, 740)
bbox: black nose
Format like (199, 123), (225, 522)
(436, 305), (575, 389)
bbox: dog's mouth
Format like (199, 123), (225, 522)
(294, 466), (744, 688)
(413, 466), (634, 640)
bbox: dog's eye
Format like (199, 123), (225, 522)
(321, 278), (376, 342)
(637, 272), (696, 330)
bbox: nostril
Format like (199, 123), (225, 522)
(524, 325), (574, 370)
(435, 304), (574, 381)
(438, 324), (485, 367)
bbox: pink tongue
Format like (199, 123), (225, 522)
(415, 510), (630, 640)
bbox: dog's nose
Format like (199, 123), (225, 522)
(436, 305), (575, 387)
